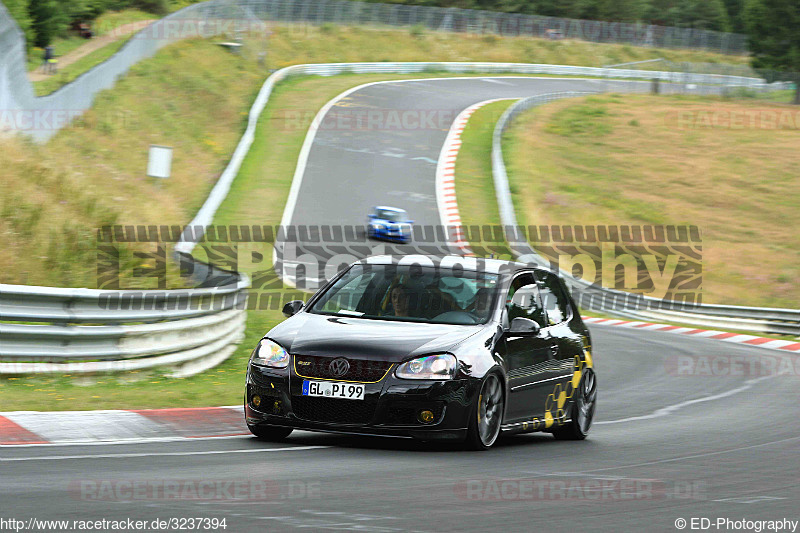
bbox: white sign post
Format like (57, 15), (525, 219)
(147, 145), (173, 179)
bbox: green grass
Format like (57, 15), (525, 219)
(1, 39), (267, 288)
(1, 70), (527, 411)
(453, 93), (800, 309)
(452, 100), (515, 260)
(27, 35), (86, 72)
(92, 9), (155, 36)
(33, 37), (132, 96)
(26, 9), (156, 72)
(452, 96), (800, 338)
(0, 25), (773, 411)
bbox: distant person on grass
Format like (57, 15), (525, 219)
(42, 45), (56, 74)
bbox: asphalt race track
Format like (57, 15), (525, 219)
(2, 78), (796, 532)
(275, 76), (721, 288)
(2, 327), (798, 531)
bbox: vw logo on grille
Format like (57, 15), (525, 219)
(329, 358), (350, 378)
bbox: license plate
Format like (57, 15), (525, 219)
(302, 380), (365, 400)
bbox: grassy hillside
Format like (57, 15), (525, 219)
(0, 25), (751, 288)
(0, 27), (777, 410)
(265, 24), (748, 69)
(1, 39), (266, 287)
(503, 94), (800, 308)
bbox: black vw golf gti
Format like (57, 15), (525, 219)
(245, 255), (596, 450)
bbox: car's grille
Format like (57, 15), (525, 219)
(291, 396), (378, 425)
(293, 355), (393, 382)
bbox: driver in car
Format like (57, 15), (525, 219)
(390, 284), (412, 317)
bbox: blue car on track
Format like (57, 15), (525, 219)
(367, 206), (413, 243)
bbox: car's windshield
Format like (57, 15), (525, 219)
(308, 264), (499, 325)
(376, 209), (407, 222)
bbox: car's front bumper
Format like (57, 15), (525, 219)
(369, 227), (411, 243)
(244, 363), (477, 441)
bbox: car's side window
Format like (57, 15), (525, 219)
(506, 273), (547, 328)
(535, 271), (571, 326)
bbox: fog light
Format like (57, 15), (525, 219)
(252, 395), (261, 407)
(418, 410), (435, 424)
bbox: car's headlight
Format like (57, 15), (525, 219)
(395, 354), (456, 380)
(251, 339), (290, 368)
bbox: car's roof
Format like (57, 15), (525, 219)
(359, 254), (530, 275)
(373, 206), (406, 212)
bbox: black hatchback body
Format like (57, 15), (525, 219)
(245, 255), (596, 449)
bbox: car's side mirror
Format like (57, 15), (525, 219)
(367, 214), (376, 219)
(282, 300), (305, 318)
(506, 317), (541, 336)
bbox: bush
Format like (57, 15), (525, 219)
(130, 0), (169, 15)
(409, 24), (425, 38)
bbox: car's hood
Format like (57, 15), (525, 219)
(266, 312), (482, 362)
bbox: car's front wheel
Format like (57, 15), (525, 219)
(248, 424), (293, 441)
(465, 373), (504, 450)
(552, 369), (597, 441)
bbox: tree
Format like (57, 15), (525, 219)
(27, 0), (66, 47)
(744, 0), (800, 104)
(680, 0), (731, 31)
(584, 0), (649, 22)
(722, 0), (746, 32)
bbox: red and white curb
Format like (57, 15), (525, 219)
(4, 319), (797, 445)
(435, 98), (517, 255)
(582, 316), (800, 353)
(0, 406), (247, 446)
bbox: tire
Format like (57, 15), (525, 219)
(552, 368), (597, 441)
(248, 424), (293, 441)
(465, 373), (504, 450)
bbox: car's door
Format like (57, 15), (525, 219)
(498, 272), (560, 422)
(533, 270), (585, 402)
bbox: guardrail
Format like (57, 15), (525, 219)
(2, 62), (793, 376)
(176, 61), (786, 252)
(491, 92), (800, 337)
(0, 258), (249, 376)
(0, 0), (771, 142)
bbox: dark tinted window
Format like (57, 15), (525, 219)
(376, 209), (407, 222)
(506, 273), (547, 328)
(309, 264), (499, 325)
(535, 271), (571, 326)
